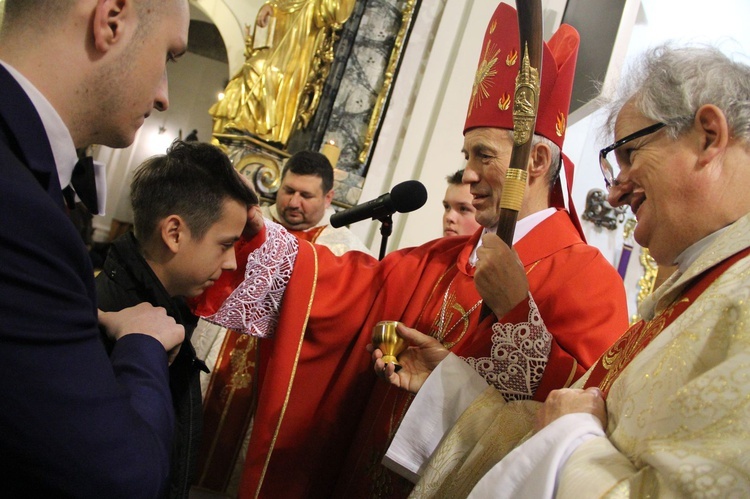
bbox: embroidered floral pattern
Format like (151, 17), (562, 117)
(462, 295), (551, 401)
(205, 221), (298, 338)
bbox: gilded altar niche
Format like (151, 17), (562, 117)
(210, 0), (357, 148)
(210, 0), (418, 208)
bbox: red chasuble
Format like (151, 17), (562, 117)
(332, 210), (628, 498)
(194, 210), (628, 498)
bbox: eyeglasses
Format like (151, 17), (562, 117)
(599, 122), (667, 190)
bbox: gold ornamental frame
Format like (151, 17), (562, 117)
(358, 0), (418, 166)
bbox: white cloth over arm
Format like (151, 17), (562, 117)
(467, 413), (603, 498)
(204, 220), (298, 338)
(383, 353), (488, 482)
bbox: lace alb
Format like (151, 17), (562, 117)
(205, 221), (298, 338)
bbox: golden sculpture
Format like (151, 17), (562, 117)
(210, 0), (356, 147)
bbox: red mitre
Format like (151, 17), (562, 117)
(464, 2), (585, 238)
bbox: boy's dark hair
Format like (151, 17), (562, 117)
(281, 151), (334, 193)
(131, 140), (258, 242)
(446, 169), (465, 186)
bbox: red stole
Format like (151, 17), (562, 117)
(292, 225), (325, 244)
(585, 247), (750, 397)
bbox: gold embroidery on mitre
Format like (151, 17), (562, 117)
(489, 19), (497, 34)
(506, 48), (518, 66)
(556, 111), (566, 137)
(469, 41), (500, 117)
(498, 92), (511, 111)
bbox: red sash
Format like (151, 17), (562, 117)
(585, 247), (750, 397)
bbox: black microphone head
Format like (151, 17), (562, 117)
(390, 180), (427, 213)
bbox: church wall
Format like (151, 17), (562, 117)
(192, 0), (265, 76)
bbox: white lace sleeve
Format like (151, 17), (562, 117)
(461, 294), (551, 401)
(203, 221), (298, 338)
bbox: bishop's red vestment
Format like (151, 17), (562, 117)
(194, 209), (628, 498)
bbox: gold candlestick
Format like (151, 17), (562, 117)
(372, 320), (407, 371)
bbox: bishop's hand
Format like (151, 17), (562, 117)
(242, 205), (265, 240)
(368, 323), (450, 394)
(474, 233), (529, 318)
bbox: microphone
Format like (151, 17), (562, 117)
(330, 180), (428, 228)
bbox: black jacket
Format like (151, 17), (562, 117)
(96, 233), (208, 499)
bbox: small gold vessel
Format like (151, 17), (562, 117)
(372, 320), (407, 371)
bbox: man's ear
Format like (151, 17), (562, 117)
(324, 188), (335, 208)
(92, 0), (131, 53)
(695, 104), (729, 167)
(527, 142), (552, 184)
(160, 215), (186, 254)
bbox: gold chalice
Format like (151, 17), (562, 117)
(372, 320), (407, 372)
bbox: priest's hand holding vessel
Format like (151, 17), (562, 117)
(372, 321), (407, 371)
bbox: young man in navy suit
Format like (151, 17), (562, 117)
(0, 1), (211, 496)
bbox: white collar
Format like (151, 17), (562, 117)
(0, 60), (78, 189)
(673, 224), (732, 273)
(470, 208), (556, 266)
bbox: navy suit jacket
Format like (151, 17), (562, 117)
(0, 65), (174, 498)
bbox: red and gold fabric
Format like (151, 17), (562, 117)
(333, 210), (627, 498)
(192, 210), (627, 498)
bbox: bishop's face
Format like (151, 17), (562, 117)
(461, 127), (515, 228)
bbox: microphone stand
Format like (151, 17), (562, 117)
(377, 214), (393, 261)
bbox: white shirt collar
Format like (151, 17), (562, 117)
(0, 60), (78, 189)
(673, 224), (731, 273)
(469, 207), (556, 265)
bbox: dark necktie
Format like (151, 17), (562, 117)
(63, 156), (99, 214)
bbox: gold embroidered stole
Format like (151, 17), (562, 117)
(194, 330), (259, 492)
(585, 247), (750, 397)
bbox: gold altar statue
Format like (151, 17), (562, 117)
(210, 0), (356, 147)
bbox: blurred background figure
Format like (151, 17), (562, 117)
(442, 169), (480, 237)
(185, 129), (199, 141)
